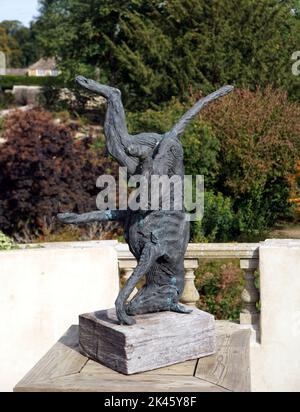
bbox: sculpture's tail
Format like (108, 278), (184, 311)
(167, 85), (234, 139)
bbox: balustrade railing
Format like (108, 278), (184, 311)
(115, 242), (260, 328)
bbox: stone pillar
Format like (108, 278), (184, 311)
(240, 258), (260, 325)
(180, 258), (200, 306)
(0, 52), (6, 76)
(250, 239), (300, 391)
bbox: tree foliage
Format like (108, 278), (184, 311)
(0, 24), (21, 67)
(0, 230), (16, 250)
(128, 87), (300, 239)
(201, 86), (300, 236)
(0, 20), (41, 67)
(127, 99), (220, 187)
(35, 0), (300, 108)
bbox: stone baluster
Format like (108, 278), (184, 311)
(240, 259), (260, 325)
(119, 259), (138, 300)
(180, 258), (200, 306)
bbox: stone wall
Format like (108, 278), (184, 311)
(0, 241), (120, 391)
(1, 238), (300, 391)
(250, 239), (300, 391)
(12, 85), (42, 105)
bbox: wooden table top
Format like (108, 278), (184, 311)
(14, 321), (250, 392)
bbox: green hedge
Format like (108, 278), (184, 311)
(0, 231), (16, 250)
(0, 75), (64, 90)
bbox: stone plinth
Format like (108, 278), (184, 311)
(79, 307), (216, 375)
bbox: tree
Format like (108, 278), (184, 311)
(127, 86), (300, 239)
(0, 20), (40, 67)
(35, 0), (300, 108)
(200, 86), (300, 237)
(0, 26), (10, 54)
(0, 20), (24, 36)
(0, 25), (22, 67)
(14, 22), (41, 67)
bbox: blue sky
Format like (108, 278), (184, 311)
(0, 0), (39, 26)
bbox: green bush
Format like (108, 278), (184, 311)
(0, 231), (16, 250)
(127, 100), (220, 189)
(201, 87), (300, 239)
(0, 75), (89, 113)
(195, 260), (243, 320)
(0, 75), (64, 90)
(0, 91), (14, 110)
(0, 76), (71, 112)
(39, 84), (65, 111)
(128, 87), (300, 240)
(40, 84), (93, 114)
(192, 191), (237, 242)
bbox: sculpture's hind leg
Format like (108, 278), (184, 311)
(126, 263), (177, 315)
(126, 260), (192, 315)
(115, 242), (163, 325)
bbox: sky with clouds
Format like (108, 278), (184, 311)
(0, 0), (39, 26)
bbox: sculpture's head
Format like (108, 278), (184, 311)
(75, 75), (120, 99)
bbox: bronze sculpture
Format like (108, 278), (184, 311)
(58, 76), (233, 325)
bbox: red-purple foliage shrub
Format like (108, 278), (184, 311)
(195, 260), (243, 320)
(0, 108), (117, 239)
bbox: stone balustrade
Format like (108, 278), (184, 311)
(180, 258), (200, 306)
(239, 258), (259, 325)
(115, 242), (260, 327)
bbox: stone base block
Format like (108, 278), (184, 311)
(79, 307), (216, 375)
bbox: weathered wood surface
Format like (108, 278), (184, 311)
(15, 325), (88, 389)
(196, 321), (251, 392)
(15, 373), (228, 392)
(82, 358), (197, 377)
(79, 307), (216, 374)
(14, 321), (250, 392)
(14, 325), (228, 392)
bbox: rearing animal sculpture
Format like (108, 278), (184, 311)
(58, 76), (233, 325)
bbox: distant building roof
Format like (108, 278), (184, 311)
(28, 58), (57, 71)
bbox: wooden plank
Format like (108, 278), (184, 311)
(14, 322), (247, 393)
(195, 322), (251, 392)
(80, 359), (120, 376)
(81, 359), (197, 377)
(15, 373), (229, 392)
(143, 360), (197, 376)
(14, 325), (87, 389)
